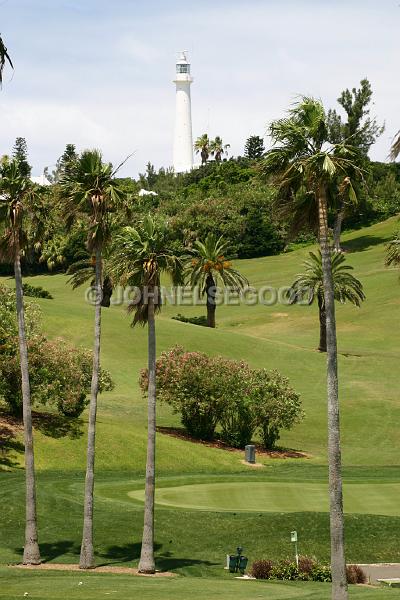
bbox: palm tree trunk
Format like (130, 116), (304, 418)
(80, 247), (102, 569)
(333, 206), (345, 253)
(318, 186), (348, 600)
(206, 274), (216, 328)
(318, 295), (327, 353)
(14, 252), (41, 565)
(138, 291), (156, 574)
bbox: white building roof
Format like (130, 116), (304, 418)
(31, 174), (51, 186)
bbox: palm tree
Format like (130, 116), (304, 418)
(109, 215), (183, 574)
(0, 158), (41, 565)
(288, 251), (365, 352)
(262, 97), (362, 600)
(390, 132), (400, 161)
(210, 136), (230, 162)
(60, 149), (123, 569)
(0, 34), (13, 85)
(185, 233), (248, 328)
(194, 134), (210, 165)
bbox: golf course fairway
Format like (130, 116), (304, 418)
(128, 481), (400, 516)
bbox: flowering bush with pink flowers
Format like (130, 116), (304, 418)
(139, 345), (303, 449)
(0, 285), (114, 418)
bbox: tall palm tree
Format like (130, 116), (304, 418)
(289, 250), (365, 352)
(60, 149), (123, 569)
(185, 233), (248, 328)
(109, 215), (183, 574)
(0, 158), (41, 565)
(210, 136), (230, 163)
(0, 34), (13, 85)
(262, 97), (361, 600)
(194, 134), (210, 165)
(390, 132), (400, 161)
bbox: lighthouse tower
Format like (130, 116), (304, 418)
(173, 52), (193, 173)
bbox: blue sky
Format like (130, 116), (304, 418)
(1, 0), (399, 177)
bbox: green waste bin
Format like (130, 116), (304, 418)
(239, 556), (248, 574)
(229, 555), (238, 573)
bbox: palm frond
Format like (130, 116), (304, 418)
(184, 232), (248, 293)
(59, 149), (126, 252)
(288, 250), (365, 308)
(390, 131), (400, 161)
(261, 97), (364, 241)
(109, 215), (184, 326)
(385, 233), (400, 268)
(0, 158), (35, 259)
(0, 34), (13, 85)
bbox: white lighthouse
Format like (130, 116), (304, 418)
(173, 51), (193, 173)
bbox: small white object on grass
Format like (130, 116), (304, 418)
(78, 581), (83, 585)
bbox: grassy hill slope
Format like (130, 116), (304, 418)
(2, 217), (399, 471)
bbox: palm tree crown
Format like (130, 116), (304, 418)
(0, 158), (35, 258)
(60, 149), (123, 252)
(185, 233), (248, 328)
(110, 215), (184, 325)
(210, 136), (230, 162)
(194, 134), (210, 165)
(187, 233), (247, 291)
(289, 250), (365, 308)
(261, 97), (360, 236)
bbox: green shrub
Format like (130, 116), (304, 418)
(22, 283), (53, 299)
(250, 369), (303, 449)
(161, 182), (285, 259)
(310, 564), (332, 582)
(140, 347), (222, 440)
(171, 313), (208, 327)
(140, 346), (303, 448)
(272, 559), (299, 581)
(272, 558), (332, 583)
(250, 559), (274, 579)
(250, 558), (364, 584)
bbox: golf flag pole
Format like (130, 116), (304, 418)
(291, 531), (299, 568)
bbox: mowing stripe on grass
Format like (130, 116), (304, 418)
(128, 482), (400, 516)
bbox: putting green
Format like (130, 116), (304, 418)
(128, 482), (400, 516)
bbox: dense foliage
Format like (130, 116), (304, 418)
(22, 282), (53, 299)
(0, 285), (114, 417)
(0, 142), (398, 278)
(139, 346), (303, 449)
(250, 557), (366, 584)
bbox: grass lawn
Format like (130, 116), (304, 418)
(3, 568), (400, 600)
(3, 567), (400, 600)
(128, 480), (400, 515)
(1, 217), (400, 598)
